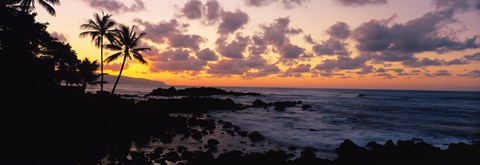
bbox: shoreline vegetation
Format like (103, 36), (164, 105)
(2, 2), (479, 165)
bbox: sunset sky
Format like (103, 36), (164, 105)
(36, 0), (480, 90)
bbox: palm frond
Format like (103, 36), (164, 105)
(105, 44), (122, 51)
(132, 52), (148, 65)
(38, 0), (55, 16)
(104, 52), (123, 63)
(132, 47), (151, 52)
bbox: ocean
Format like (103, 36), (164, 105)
(87, 84), (480, 158)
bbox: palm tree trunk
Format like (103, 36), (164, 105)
(100, 37), (104, 92)
(111, 53), (127, 95)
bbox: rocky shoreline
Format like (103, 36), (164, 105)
(10, 88), (479, 165)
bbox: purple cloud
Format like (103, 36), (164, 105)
(150, 57), (207, 72)
(464, 52), (480, 61)
(327, 22), (351, 39)
(279, 44), (305, 59)
(313, 39), (349, 56)
(457, 70), (480, 78)
(180, 0), (203, 19)
(168, 34), (204, 50)
(353, 11), (478, 53)
(207, 59), (248, 75)
(283, 64), (311, 77)
(261, 17), (302, 47)
(196, 48), (219, 61)
(334, 0), (387, 7)
(135, 19), (204, 50)
(245, 0), (309, 9)
(218, 10), (249, 35)
(217, 35), (250, 58)
(315, 56), (368, 71)
(50, 32), (67, 42)
(83, 0), (145, 13)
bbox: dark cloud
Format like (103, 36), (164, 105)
(217, 35), (250, 58)
(83, 0), (145, 13)
(315, 56), (368, 71)
(150, 57), (207, 72)
(218, 10), (249, 35)
(134, 19), (188, 43)
(180, 0), (203, 19)
(376, 73), (396, 79)
(376, 68), (386, 73)
(245, 0), (309, 9)
(245, 0), (275, 7)
(205, 0), (222, 21)
(403, 58), (443, 68)
(137, 41), (161, 57)
(134, 19), (204, 50)
(279, 44), (305, 59)
(50, 32), (67, 42)
(261, 17), (302, 47)
(464, 52), (480, 61)
(433, 70), (452, 76)
(356, 65), (374, 75)
(153, 49), (191, 62)
(196, 48), (219, 61)
(327, 22), (351, 39)
(207, 59), (248, 75)
(444, 58), (470, 65)
(353, 11), (479, 53)
(283, 64), (311, 77)
(249, 36), (268, 56)
(457, 70), (480, 78)
(178, 0), (222, 24)
(304, 34), (316, 44)
(246, 64), (281, 77)
(243, 55), (268, 68)
(403, 57), (471, 68)
(207, 55), (273, 77)
(312, 39), (349, 56)
(168, 34), (204, 50)
(333, 0), (387, 7)
(433, 0), (479, 12)
(363, 51), (416, 63)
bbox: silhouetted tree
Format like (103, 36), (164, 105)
(17, 0), (60, 16)
(44, 41), (79, 86)
(105, 25), (149, 95)
(77, 58), (100, 88)
(80, 12), (116, 92)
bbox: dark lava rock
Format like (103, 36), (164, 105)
(302, 104), (312, 110)
(207, 139), (220, 146)
(237, 131), (249, 137)
(160, 134), (173, 144)
(273, 101), (300, 111)
(223, 122), (233, 129)
(165, 151), (182, 163)
(252, 99), (268, 108)
(177, 145), (188, 153)
(249, 131), (265, 142)
(191, 129), (203, 140)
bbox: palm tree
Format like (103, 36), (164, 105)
(18, 0), (60, 16)
(80, 12), (116, 92)
(78, 58), (100, 88)
(105, 25), (149, 95)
